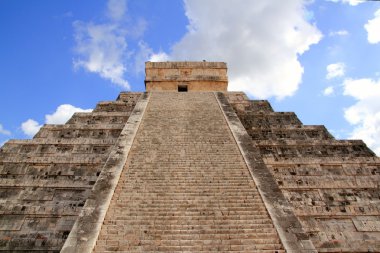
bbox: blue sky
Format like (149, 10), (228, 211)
(0, 0), (380, 154)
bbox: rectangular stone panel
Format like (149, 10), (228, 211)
(353, 216), (380, 232)
(0, 215), (25, 231)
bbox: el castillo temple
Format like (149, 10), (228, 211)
(1, 62), (380, 253)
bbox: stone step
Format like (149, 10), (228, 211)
(0, 188), (90, 202)
(0, 93), (142, 252)
(96, 251), (285, 253)
(100, 223), (277, 230)
(116, 92), (143, 102)
(237, 112), (302, 127)
(0, 163), (99, 176)
(36, 123), (125, 130)
(0, 176), (96, 188)
(67, 112), (130, 125)
(97, 238), (282, 246)
(0, 201), (84, 216)
(94, 92), (284, 251)
(111, 204), (268, 210)
(224, 93), (274, 113)
(94, 243), (284, 252)
(268, 163), (380, 177)
(4, 138), (117, 145)
(1, 143), (113, 155)
(93, 101), (137, 113)
(105, 215), (273, 222)
(264, 156), (380, 164)
(118, 182), (257, 187)
(0, 154), (105, 164)
(247, 125), (334, 141)
(34, 124), (123, 139)
(258, 139), (374, 158)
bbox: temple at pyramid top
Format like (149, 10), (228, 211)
(145, 61), (228, 91)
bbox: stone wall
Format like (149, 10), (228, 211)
(1, 88), (379, 252)
(226, 91), (380, 252)
(145, 61), (228, 91)
(0, 92), (142, 252)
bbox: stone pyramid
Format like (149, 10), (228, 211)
(0, 62), (379, 252)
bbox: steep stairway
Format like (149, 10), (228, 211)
(0, 92), (142, 252)
(226, 92), (380, 252)
(94, 92), (284, 252)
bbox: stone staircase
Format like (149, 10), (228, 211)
(226, 92), (380, 252)
(94, 92), (284, 252)
(0, 92), (142, 252)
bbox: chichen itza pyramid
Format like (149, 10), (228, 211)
(1, 62), (379, 252)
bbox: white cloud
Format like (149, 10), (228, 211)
(107, 0), (127, 21)
(326, 0), (364, 6)
(149, 52), (170, 62)
(45, 104), (92, 124)
(21, 104), (92, 137)
(73, 0), (143, 89)
(132, 41), (170, 74)
(343, 78), (380, 155)
(329, 30), (349, 37)
(73, 21), (130, 89)
(161, 0), (322, 99)
(326, 62), (345, 79)
(364, 9), (380, 44)
(21, 119), (42, 137)
(133, 41), (156, 74)
(0, 124), (11, 136)
(323, 86), (334, 96)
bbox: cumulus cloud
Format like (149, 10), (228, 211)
(73, 21), (130, 89)
(21, 119), (42, 137)
(326, 0), (364, 6)
(161, 0), (322, 99)
(149, 52), (170, 62)
(323, 86), (334, 96)
(21, 104), (92, 137)
(364, 9), (380, 44)
(326, 62), (345, 79)
(343, 78), (380, 155)
(45, 104), (92, 124)
(329, 30), (349, 37)
(0, 124), (11, 136)
(73, 0), (145, 89)
(72, 0), (323, 98)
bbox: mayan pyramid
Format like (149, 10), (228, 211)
(0, 62), (379, 252)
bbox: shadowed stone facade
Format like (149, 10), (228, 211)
(0, 62), (379, 252)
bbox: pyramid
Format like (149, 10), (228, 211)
(0, 62), (379, 252)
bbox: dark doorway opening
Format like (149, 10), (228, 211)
(178, 85), (188, 92)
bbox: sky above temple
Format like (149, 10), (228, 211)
(0, 0), (380, 154)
